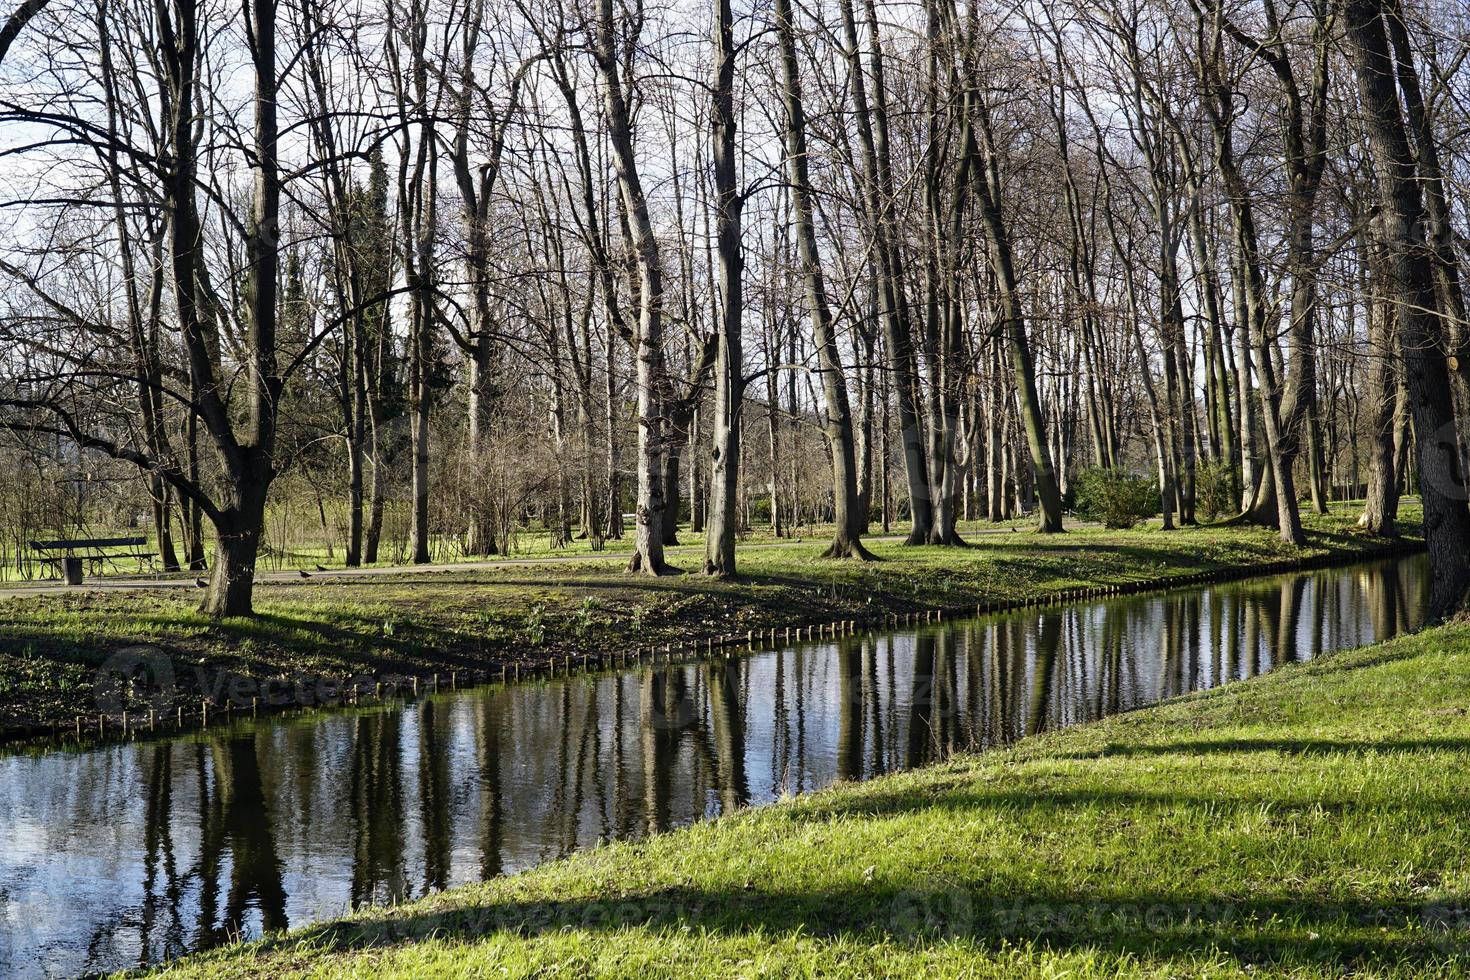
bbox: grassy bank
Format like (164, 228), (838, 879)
(0, 510), (1421, 742)
(145, 611), (1470, 979)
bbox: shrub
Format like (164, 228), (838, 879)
(1073, 468), (1159, 529)
(1195, 459), (1241, 521)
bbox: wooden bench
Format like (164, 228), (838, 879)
(29, 536), (153, 583)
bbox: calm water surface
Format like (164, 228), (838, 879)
(0, 553), (1429, 978)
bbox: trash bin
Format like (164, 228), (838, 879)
(62, 556), (83, 585)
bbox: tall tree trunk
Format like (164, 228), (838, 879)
(1381, 0), (1470, 464)
(775, 0), (870, 559)
(399, 6), (438, 567)
(364, 419), (386, 564)
(184, 394), (206, 569)
(346, 353), (365, 566)
(689, 406), (705, 535)
(969, 92), (1064, 532)
(1200, 31), (1304, 544)
(1343, 0), (1470, 619)
(407, 295), (433, 564)
(705, 0), (744, 577)
(594, 0), (669, 574)
(1188, 183), (1239, 500)
(851, 0), (932, 544)
(604, 317), (623, 541)
(200, 0), (282, 615)
(1359, 251), (1399, 535)
(661, 446), (681, 546)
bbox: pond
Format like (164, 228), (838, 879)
(0, 552), (1429, 978)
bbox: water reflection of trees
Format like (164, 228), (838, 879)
(191, 735), (288, 946)
(58, 555), (1432, 974)
(349, 712), (406, 908)
(1026, 613), (1062, 736)
(474, 697), (503, 879)
(708, 660), (749, 810)
(138, 744), (185, 965)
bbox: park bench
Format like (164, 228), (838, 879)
(28, 535), (153, 584)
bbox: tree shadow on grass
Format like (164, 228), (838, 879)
(223, 741), (1470, 972)
(0, 606), (501, 679)
(776, 760), (1470, 831)
(246, 880), (1468, 973)
(1040, 736), (1470, 762)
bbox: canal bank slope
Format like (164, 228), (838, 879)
(0, 511), (1423, 743)
(142, 601), (1470, 979)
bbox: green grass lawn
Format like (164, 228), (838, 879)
(142, 601), (1470, 978)
(0, 499), (1389, 582)
(0, 510), (876, 582)
(0, 509), (1422, 740)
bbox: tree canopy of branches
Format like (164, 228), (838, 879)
(1, 0), (1469, 618)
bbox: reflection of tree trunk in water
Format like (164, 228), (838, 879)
(1105, 608), (1123, 717)
(141, 745), (184, 963)
(1243, 598), (1262, 679)
(195, 745), (220, 945)
(1216, 597), (1231, 688)
(1205, 595), (1221, 690)
(549, 685), (577, 851)
(987, 623), (1007, 747)
(1277, 578), (1306, 664)
(707, 660), (748, 810)
(1007, 621), (1028, 743)
(286, 726), (318, 841)
(571, 687), (610, 849)
(836, 640), (863, 782)
(640, 671), (681, 835)
(1159, 601), (1179, 699)
(865, 638), (886, 776)
(936, 631), (960, 755)
(1225, 593), (1242, 684)
(1255, 590), (1282, 671)
(1027, 613), (1062, 737)
(1308, 577), (1326, 660)
(771, 650), (790, 793)
(1064, 614), (1086, 729)
(964, 626), (985, 752)
(349, 713), (406, 908)
(1186, 596), (1204, 693)
(1091, 612), (1109, 720)
(1401, 563), (1419, 631)
(474, 696), (503, 880)
(880, 639), (899, 765)
(1370, 563), (1402, 639)
(1181, 599), (1193, 690)
(906, 634), (937, 768)
(793, 649), (809, 794)
(209, 736), (288, 938)
(418, 700), (452, 892)
(611, 678), (636, 839)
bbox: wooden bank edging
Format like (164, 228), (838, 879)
(5, 537), (1428, 753)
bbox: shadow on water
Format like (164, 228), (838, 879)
(0, 553), (1433, 977)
